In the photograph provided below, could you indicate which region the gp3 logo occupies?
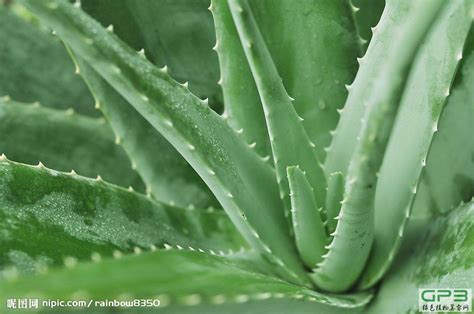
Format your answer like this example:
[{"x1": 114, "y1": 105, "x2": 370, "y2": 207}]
[{"x1": 421, "y1": 289, "x2": 470, "y2": 302}]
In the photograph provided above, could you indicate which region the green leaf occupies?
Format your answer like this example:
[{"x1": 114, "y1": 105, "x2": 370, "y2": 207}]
[
  {"x1": 0, "y1": 159, "x2": 244, "y2": 276},
  {"x1": 360, "y1": 0, "x2": 472, "y2": 289},
  {"x1": 367, "y1": 200, "x2": 474, "y2": 313},
  {"x1": 287, "y1": 166, "x2": 327, "y2": 269},
  {"x1": 71, "y1": 54, "x2": 219, "y2": 209},
  {"x1": 0, "y1": 249, "x2": 372, "y2": 312},
  {"x1": 0, "y1": 98, "x2": 144, "y2": 192},
  {"x1": 325, "y1": 172, "x2": 344, "y2": 234},
  {"x1": 0, "y1": 6, "x2": 95, "y2": 116},
  {"x1": 352, "y1": 0, "x2": 385, "y2": 51},
  {"x1": 413, "y1": 29, "x2": 474, "y2": 216},
  {"x1": 214, "y1": 0, "x2": 360, "y2": 162},
  {"x1": 81, "y1": 0, "x2": 223, "y2": 112},
  {"x1": 211, "y1": 0, "x2": 272, "y2": 161},
  {"x1": 313, "y1": 0, "x2": 446, "y2": 292},
  {"x1": 227, "y1": 0, "x2": 327, "y2": 220},
  {"x1": 19, "y1": 0, "x2": 308, "y2": 285},
  {"x1": 324, "y1": 0, "x2": 414, "y2": 178}
]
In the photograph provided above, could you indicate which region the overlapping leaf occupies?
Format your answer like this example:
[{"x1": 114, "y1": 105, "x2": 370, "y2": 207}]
[
  {"x1": 0, "y1": 6, "x2": 95, "y2": 116},
  {"x1": 0, "y1": 98, "x2": 144, "y2": 192},
  {"x1": 0, "y1": 159, "x2": 244, "y2": 277}
]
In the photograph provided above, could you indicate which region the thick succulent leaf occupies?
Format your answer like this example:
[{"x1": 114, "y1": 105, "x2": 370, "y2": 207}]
[
  {"x1": 324, "y1": 0, "x2": 414, "y2": 178},
  {"x1": 211, "y1": 0, "x2": 272, "y2": 161},
  {"x1": 313, "y1": 0, "x2": 446, "y2": 292},
  {"x1": 287, "y1": 166, "x2": 327, "y2": 269},
  {"x1": 0, "y1": 6, "x2": 95, "y2": 116},
  {"x1": 228, "y1": 0, "x2": 327, "y2": 220},
  {"x1": 0, "y1": 159, "x2": 244, "y2": 277},
  {"x1": 0, "y1": 249, "x2": 373, "y2": 313},
  {"x1": 352, "y1": 0, "x2": 385, "y2": 51},
  {"x1": 367, "y1": 200, "x2": 474, "y2": 313},
  {"x1": 413, "y1": 30, "x2": 474, "y2": 216},
  {"x1": 81, "y1": 0, "x2": 223, "y2": 112},
  {"x1": 0, "y1": 98, "x2": 144, "y2": 192},
  {"x1": 214, "y1": 0, "x2": 360, "y2": 162},
  {"x1": 325, "y1": 172, "x2": 344, "y2": 234},
  {"x1": 19, "y1": 0, "x2": 309, "y2": 286},
  {"x1": 71, "y1": 55, "x2": 219, "y2": 209},
  {"x1": 360, "y1": 0, "x2": 472, "y2": 289},
  {"x1": 249, "y1": 0, "x2": 360, "y2": 162}
]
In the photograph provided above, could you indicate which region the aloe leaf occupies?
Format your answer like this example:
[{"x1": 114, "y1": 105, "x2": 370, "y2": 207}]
[
  {"x1": 413, "y1": 29, "x2": 474, "y2": 216},
  {"x1": 70, "y1": 55, "x2": 219, "y2": 209},
  {"x1": 214, "y1": 0, "x2": 360, "y2": 163},
  {"x1": 0, "y1": 6, "x2": 95, "y2": 116},
  {"x1": 0, "y1": 98, "x2": 144, "y2": 192},
  {"x1": 0, "y1": 249, "x2": 372, "y2": 312},
  {"x1": 19, "y1": 0, "x2": 309, "y2": 285},
  {"x1": 325, "y1": 172, "x2": 344, "y2": 234},
  {"x1": 80, "y1": 0, "x2": 223, "y2": 112},
  {"x1": 324, "y1": 0, "x2": 414, "y2": 178},
  {"x1": 249, "y1": 0, "x2": 360, "y2": 162},
  {"x1": 0, "y1": 158, "x2": 244, "y2": 276},
  {"x1": 367, "y1": 200, "x2": 474, "y2": 313},
  {"x1": 287, "y1": 166, "x2": 327, "y2": 269},
  {"x1": 227, "y1": 0, "x2": 327, "y2": 220},
  {"x1": 312, "y1": 0, "x2": 446, "y2": 292},
  {"x1": 352, "y1": 0, "x2": 385, "y2": 51},
  {"x1": 211, "y1": 0, "x2": 272, "y2": 161},
  {"x1": 360, "y1": 0, "x2": 472, "y2": 289}
]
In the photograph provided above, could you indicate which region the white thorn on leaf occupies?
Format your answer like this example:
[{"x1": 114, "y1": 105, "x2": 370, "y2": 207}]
[
  {"x1": 64, "y1": 256, "x2": 77, "y2": 268},
  {"x1": 106, "y1": 24, "x2": 114, "y2": 32},
  {"x1": 183, "y1": 294, "x2": 202, "y2": 306},
  {"x1": 113, "y1": 250, "x2": 123, "y2": 258},
  {"x1": 91, "y1": 252, "x2": 101, "y2": 262}
]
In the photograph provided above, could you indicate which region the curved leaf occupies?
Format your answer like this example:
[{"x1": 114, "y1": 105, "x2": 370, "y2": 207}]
[
  {"x1": 287, "y1": 166, "x2": 327, "y2": 268},
  {"x1": 0, "y1": 6, "x2": 95, "y2": 116},
  {"x1": 0, "y1": 249, "x2": 373, "y2": 313},
  {"x1": 313, "y1": 0, "x2": 446, "y2": 292},
  {"x1": 324, "y1": 0, "x2": 414, "y2": 177},
  {"x1": 214, "y1": 0, "x2": 360, "y2": 162},
  {"x1": 19, "y1": 0, "x2": 309, "y2": 286},
  {"x1": 227, "y1": 0, "x2": 327, "y2": 219},
  {"x1": 71, "y1": 54, "x2": 219, "y2": 209},
  {"x1": 413, "y1": 29, "x2": 474, "y2": 216},
  {"x1": 0, "y1": 159, "x2": 244, "y2": 276},
  {"x1": 0, "y1": 98, "x2": 144, "y2": 192},
  {"x1": 352, "y1": 0, "x2": 385, "y2": 51},
  {"x1": 81, "y1": 0, "x2": 223, "y2": 112},
  {"x1": 368, "y1": 200, "x2": 474, "y2": 313},
  {"x1": 360, "y1": 0, "x2": 472, "y2": 288}
]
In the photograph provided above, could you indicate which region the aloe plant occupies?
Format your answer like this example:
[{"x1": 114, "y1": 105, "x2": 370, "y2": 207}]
[{"x1": 0, "y1": 0, "x2": 473, "y2": 312}]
